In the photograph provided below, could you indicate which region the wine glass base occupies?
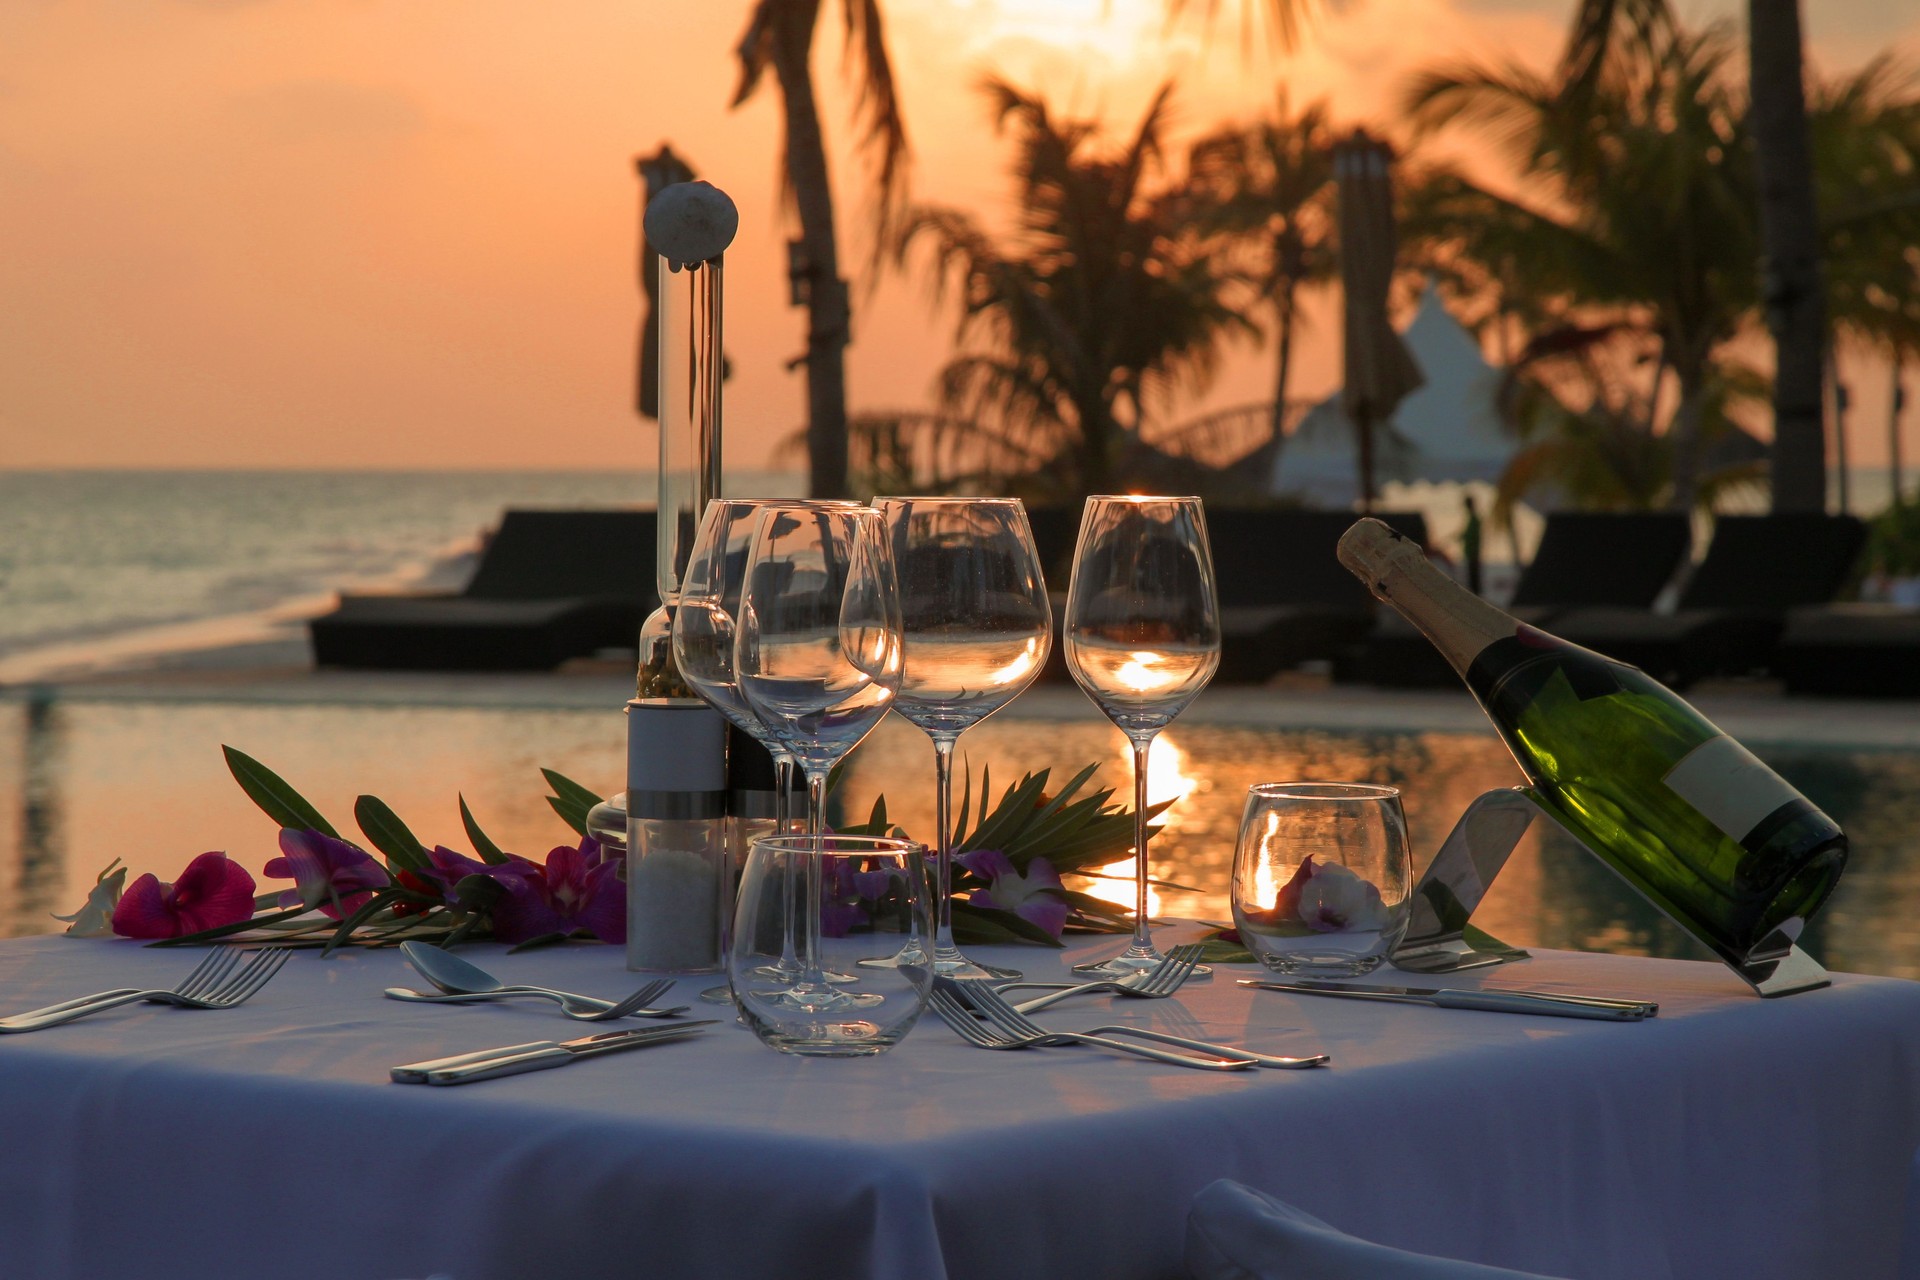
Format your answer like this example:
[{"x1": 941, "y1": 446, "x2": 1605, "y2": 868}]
[
  {"x1": 931, "y1": 956, "x2": 1023, "y2": 981},
  {"x1": 856, "y1": 942, "x2": 929, "y2": 971},
  {"x1": 698, "y1": 985, "x2": 733, "y2": 1004},
  {"x1": 747, "y1": 983, "x2": 885, "y2": 1012},
  {"x1": 753, "y1": 962, "x2": 862, "y2": 985},
  {"x1": 1071, "y1": 951, "x2": 1210, "y2": 980}
]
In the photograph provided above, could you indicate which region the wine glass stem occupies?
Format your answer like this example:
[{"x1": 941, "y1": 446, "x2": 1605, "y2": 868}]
[
  {"x1": 931, "y1": 734, "x2": 959, "y2": 952},
  {"x1": 800, "y1": 767, "x2": 831, "y2": 987},
  {"x1": 774, "y1": 756, "x2": 794, "y2": 835},
  {"x1": 773, "y1": 755, "x2": 800, "y2": 973},
  {"x1": 1129, "y1": 732, "x2": 1156, "y2": 955}
]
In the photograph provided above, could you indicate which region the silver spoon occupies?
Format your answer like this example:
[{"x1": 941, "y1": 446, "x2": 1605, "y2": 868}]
[{"x1": 400, "y1": 941, "x2": 656, "y2": 1015}]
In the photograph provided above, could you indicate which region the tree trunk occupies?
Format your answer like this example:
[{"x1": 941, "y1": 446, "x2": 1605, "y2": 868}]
[
  {"x1": 1270, "y1": 283, "x2": 1296, "y2": 443},
  {"x1": 1667, "y1": 355, "x2": 1708, "y2": 513},
  {"x1": 1749, "y1": 0, "x2": 1828, "y2": 513},
  {"x1": 770, "y1": 0, "x2": 851, "y2": 499}
]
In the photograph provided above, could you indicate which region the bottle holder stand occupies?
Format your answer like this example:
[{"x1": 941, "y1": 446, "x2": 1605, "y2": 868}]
[{"x1": 1387, "y1": 787, "x2": 1832, "y2": 998}]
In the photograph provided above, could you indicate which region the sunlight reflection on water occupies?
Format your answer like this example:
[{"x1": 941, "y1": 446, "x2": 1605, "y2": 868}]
[{"x1": 4, "y1": 696, "x2": 1916, "y2": 979}]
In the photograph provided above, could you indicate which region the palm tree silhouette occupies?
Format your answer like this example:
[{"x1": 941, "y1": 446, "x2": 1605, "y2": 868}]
[
  {"x1": 1186, "y1": 92, "x2": 1338, "y2": 446},
  {"x1": 731, "y1": 0, "x2": 907, "y2": 499},
  {"x1": 896, "y1": 79, "x2": 1252, "y2": 499}
]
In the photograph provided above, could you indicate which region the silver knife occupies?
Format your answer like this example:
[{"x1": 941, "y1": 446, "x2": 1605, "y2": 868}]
[
  {"x1": 1239, "y1": 980, "x2": 1657, "y2": 1020},
  {"x1": 391, "y1": 1021, "x2": 717, "y2": 1085}
]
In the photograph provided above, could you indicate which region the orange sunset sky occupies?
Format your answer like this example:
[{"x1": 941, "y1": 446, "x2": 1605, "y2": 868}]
[{"x1": 1, "y1": 0, "x2": 1915, "y2": 473}]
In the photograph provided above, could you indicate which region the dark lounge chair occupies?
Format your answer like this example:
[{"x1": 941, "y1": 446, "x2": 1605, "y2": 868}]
[
  {"x1": 309, "y1": 509, "x2": 657, "y2": 671},
  {"x1": 1773, "y1": 603, "x2": 1920, "y2": 697},
  {"x1": 1342, "y1": 512, "x2": 1693, "y2": 687},
  {"x1": 1021, "y1": 505, "x2": 1424, "y2": 683},
  {"x1": 1546, "y1": 513, "x2": 1867, "y2": 688},
  {"x1": 1207, "y1": 508, "x2": 1429, "y2": 682}
]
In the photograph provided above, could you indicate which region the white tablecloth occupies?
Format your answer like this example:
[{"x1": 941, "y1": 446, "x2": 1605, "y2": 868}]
[{"x1": 2, "y1": 932, "x2": 1918, "y2": 1280}]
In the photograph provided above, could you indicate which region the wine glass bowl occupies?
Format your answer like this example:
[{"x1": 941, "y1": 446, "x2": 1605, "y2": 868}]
[
  {"x1": 879, "y1": 497, "x2": 1053, "y2": 981},
  {"x1": 1064, "y1": 496, "x2": 1221, "y2": 979},
  {"x1": 735, "y1": 505, "x2": 903, "y2": 827}
]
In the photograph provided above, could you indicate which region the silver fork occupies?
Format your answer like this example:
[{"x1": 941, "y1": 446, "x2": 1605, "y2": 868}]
[
  {"x1": 383, "y1": 979, "x2": 684, "y2": 1021},
  {"x1": 957, "y1": 978, "x2": 1329, "y2": 1071},
  {"x1": 0, "y1": 947, "x2": 293, "y2": 1033},
  {"x1": 928, "y1": 980, "x2": 1255, "y2": 1071},
  {"x1": 1000, "y1": 943, "x2": 1205, "y2": 1015}
]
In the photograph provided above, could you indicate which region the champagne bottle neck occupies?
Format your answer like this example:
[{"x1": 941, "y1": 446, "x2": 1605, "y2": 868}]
[{"x1": 1336, "y1": 518, "x2": 1514, "y2": 677}]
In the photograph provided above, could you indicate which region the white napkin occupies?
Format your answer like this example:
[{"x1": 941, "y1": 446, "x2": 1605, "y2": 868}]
[{"x1": 1185, "y1": 1180, "x2": 1569, "y2": 1280}]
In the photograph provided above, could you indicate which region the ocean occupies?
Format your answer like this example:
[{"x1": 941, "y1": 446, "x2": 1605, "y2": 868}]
[{"x1": 0, "y1": 470, "x2": 799, "y2": 682}]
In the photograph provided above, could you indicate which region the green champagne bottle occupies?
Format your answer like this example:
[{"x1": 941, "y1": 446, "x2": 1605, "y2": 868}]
[{"x1": 1337, "y1": 518, "x2": 1845, "y2": 961}]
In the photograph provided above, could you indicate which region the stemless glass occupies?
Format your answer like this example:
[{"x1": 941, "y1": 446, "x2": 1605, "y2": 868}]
[
  {"x1": 1064, "y1": 496, "x2": 1221, "y2": 978},
  {"x1": 731, "y1": 835, "x2": 932, "y2": 1056},
  {"x1": 878, "y1": 496, "x2": 1052, "y2": 981},
  {"x1": 735, "y1": 505, "x2": 903, "y2": 1009},
  {"x1": 1229, "y1": 783, "x2": 1412, "y2": 976}
]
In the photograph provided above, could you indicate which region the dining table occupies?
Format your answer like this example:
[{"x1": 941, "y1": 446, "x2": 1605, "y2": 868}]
[{"x1": 3, "y1": 926, "x2": 1919, "y2": 1280}]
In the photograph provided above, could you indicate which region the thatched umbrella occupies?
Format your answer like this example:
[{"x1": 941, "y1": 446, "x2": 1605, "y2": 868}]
[
  {"x1": 1336, "y1": 129, "x2": 1423, "y2": 511},
  {"x1": 634, "y1": 144, "x2": 698, "y2": 421}
]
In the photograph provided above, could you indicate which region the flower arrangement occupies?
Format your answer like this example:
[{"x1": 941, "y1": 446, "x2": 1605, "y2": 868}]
[{"x1": 59, "y1": 747, "x2": 1169, "y2": 953}]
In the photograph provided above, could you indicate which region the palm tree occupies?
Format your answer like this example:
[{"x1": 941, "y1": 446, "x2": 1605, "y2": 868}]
[
  {"x1": 732, "y1": 0, "x2": 908, "y2": 499},
  {"x1": 1405, "y1": 21, "x2": 1758, "y2": 513},
  {"x1": 896, "y1": 80, "x2": 1253, "y2": 499},
  {"x1": 1185, "y1": 93, "x2": 1338, "y2": 445},
  {"x1": 1559, "y1": 0, "x2": 1826, "y2": 512}
]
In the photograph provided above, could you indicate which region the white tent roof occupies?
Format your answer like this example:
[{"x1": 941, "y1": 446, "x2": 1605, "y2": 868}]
[{"x1": 1271, "y1": 285, "x2": 1512, "y2": 506}]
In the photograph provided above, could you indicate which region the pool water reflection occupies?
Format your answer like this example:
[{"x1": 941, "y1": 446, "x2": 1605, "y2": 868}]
[{"x1": 3, "y1": 696, "x2": 1916, "y2": 980}]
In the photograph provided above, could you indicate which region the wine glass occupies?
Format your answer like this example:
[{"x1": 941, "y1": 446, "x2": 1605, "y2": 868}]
[
  {"x1": 674, "y1": 498, "x2": 852, "y2": 999},
  {"x1": 1063, "y1": 496, "x2": 1221, "y2": 978},
  {"x1": 878, "y1": 496, "x2": 1052, "y2": 980},
  {"x1": 676, "y1": 499, "x2": 856, "y2": 834},
  {"x1": 735, "y1": 505, "x2": 903, "y2": 1009}
]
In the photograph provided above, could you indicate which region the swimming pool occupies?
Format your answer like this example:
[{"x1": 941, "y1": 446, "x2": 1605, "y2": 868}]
[{"x1": 5, "y1": 687, "x2": 1916, "y2": 979}]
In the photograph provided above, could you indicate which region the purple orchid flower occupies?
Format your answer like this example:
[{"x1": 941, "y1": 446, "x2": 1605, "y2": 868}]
[
  {"x1": 110, "y1": 851, "x2": 258, "y2": 940},
  {"x1": 264, "y1": 828, "x2": 391, "y2": 920},
  {"x1": 818, "y1": 854, "x2": 876, "y2": 939},
  {"x1": 958, "y1": 848, "x2": 1069, "y2": 939},
  {"x1": 483, "y1": 836, "x2": 624, "y2": 945}
]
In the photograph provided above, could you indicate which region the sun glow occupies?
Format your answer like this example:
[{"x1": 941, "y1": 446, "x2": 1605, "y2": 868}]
[{"x1": 1083, "y1": 735, "x2": 1198, "y2": 918}]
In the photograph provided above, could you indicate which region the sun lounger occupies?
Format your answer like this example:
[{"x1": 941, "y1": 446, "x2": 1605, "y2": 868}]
[
  {"x1": 1022, "y1": 506, "x2": 1424, "y2": 683},
  {"x1": 1772, "y1": 603, "x2": 1920, "y2": 697},
  {"x1": 308, "y1": 509, "x2": 657, "y2": 671},
  {"x1": 1205, "y1": 508, "x2": 1429, "y2": 682},
  {"x1": 1546, "y1": 513, "x2": 1866, "y2": 688},
  {"x1": 1344, "y1": 512, "x2": 1693, "y2": 687}
]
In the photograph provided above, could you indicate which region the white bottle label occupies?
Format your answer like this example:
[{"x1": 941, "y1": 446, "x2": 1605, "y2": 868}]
[{"x1": 1663, "y1": 735, "x2": 1801, "y2": 844}]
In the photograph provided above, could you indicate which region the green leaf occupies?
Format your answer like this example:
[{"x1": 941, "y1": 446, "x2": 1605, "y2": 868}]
[
  {"x1": 459, "y1": 794, "x2": 510, "y2": 865},
  {"x1": 506, "y1": 931, "x2": 574, "y2": 953},
  {"x1": 353, "y1": 796, "x2": 430, "y2": 874},
  {"x1": 146, "y1": 903, "x2": 313, "y2": 947},
  {"x1": 950, "y1": 900, "x2": 1063, "y2": 948},
  {"x1": 321, "y1": 889, "x2": 404, "y2": 956},
  {"x1": 452, "y1": 873, "x2": 506, "y2": 916},
  {"x1": 541, "y1": 768, "x2": 603, "y2": 810},
  {"x1": 546, "y1": 795, "x2": 592, "y2": 838},
  {"x1": 222, "y1": 746, "x2": 339, "y2": 838}
]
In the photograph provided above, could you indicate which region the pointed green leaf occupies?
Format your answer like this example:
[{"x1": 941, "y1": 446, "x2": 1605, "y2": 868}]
[
  {"x1": 222, "y1": 746, "x2": 339, "y2": 838},
  {"x1": 546, "y1": 795, "x2": 592, "y2": 838},
  {"x1": 459, "y1": 794, "x2": 510, "y2": 865},
  {"x1": 540, "y1": 768, "x2": 603, "y2": 809},
  {"x1": 353, "y1": 796, "x2": 430, "y2": 874}
]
